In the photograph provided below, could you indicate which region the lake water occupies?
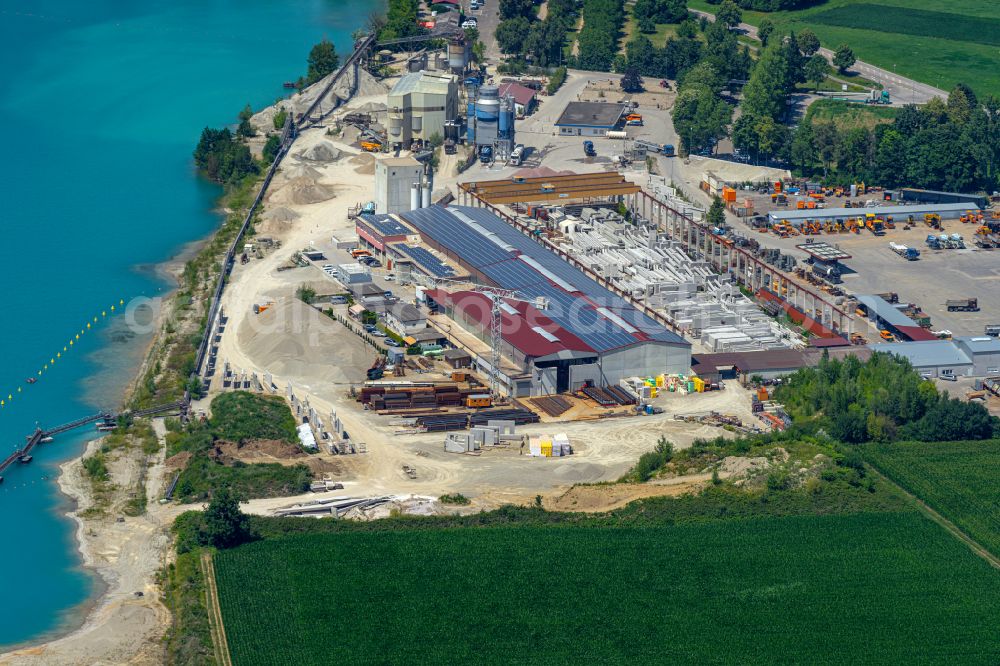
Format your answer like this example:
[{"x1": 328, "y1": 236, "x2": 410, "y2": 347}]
[{"x1": 0, "y1": 0, "x2": 379, "y2": 648}]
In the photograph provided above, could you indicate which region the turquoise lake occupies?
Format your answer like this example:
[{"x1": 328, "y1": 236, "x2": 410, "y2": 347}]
[{"x1": 0, "y1": 0, "x2": 379, "y2": 648}]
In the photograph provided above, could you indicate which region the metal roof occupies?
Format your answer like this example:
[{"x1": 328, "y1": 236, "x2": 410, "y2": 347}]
[
  {"x1": 770, "y1": 203, "x2": 971, "y2": 223},
  {"x1": 360, "y1": 213, "x2": 411, "y2": 237},
  {"x1": 870, "y1": 341, "x2": 972, "y2": 368},
  {"x1": 401, "y1": 205, "x2": 688, "y2": 353},
  {"x1": 795, "y1": 241, "x2": 851, "y2": 261},
  {"x1": 554, "y1": 102, "x2": 627, "y2": 128},
  {"x1": 955, "y1": 336, "x2": 1000, "y2": 355},
  {"x1": 389, "y1": 71, "x2": 455, "y2": 96},
  {"x1": 855, "y1": 294, "x2": 923, "y2": 330},
  {"x1": 498, "y1": 82, "x2": 537, "y2": 107}
]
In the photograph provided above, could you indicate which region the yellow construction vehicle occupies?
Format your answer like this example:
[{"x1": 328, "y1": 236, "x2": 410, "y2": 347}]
[
  {"x1": 880, "y1": 329, "x2": 895, "y2": 342},
  {"x1": 924, "y1": 213, "x2": 942, "y2": 229},
  {"x1": 253, "y1": 301, "x2": 274, "y2": 315},
  {"x1": 360, "y1": 140, "x2": 382, "y2": 152}
]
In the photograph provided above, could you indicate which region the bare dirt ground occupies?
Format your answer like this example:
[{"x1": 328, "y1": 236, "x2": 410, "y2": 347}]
[{"x1": 549, "y1": 476, "x2": 710, "y2": 512}]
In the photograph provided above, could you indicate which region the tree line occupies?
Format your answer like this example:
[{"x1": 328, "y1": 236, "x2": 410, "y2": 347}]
[
  {"x1": 496, "y1": 0, "x2": 577, "y2": 69},
  {"x1": 775, "y1": 353, "x2": 999, "y2": 444},
  {"x1": 572, "y1": 0, "x2": 625, "y2": 72},
  {"x1": 705, "y1": 0, "x2": 815, "y2": 10},
  {"x1": 790, "y1": 86, "x2": 1000, "y2": 192}
]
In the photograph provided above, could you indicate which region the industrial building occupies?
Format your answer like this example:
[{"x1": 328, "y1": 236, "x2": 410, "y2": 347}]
[
  {"x1": 873, "y1": 337, "x2": 1000, "y2": 379},
  {"x1": 373, "y1": 157, "x2": 428, "y2": 215},
  {"x1": 497, "y1": 82, "x2": 537, "y2": 118},
  {"x1": 767, "y1": 203, "x2": 973, "y2": 227},
  {"x1": 398, "y1": 205, "x2": 692, "y2": 396},
  {"x1": 554, "y1": 102, "x2": 627, "y2": 136},
  {"x1": 543, "y1": 207, "x2": 799, "y2": 351},
  {"x1": 894, "y1": 188, "x2": 989, "y2": 209},
  {"x1": 387, "y1": 71, "x2": 459, "y2": 149},
  {"x1": 356, "y1": 212, "x2": 414, "y2": 253},
  {"x1": 466, "y1": 85, "x2": 516, "y2": 159}
]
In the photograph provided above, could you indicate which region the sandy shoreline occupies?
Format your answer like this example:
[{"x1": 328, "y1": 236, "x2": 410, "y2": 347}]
[
  {"x1": 0, "y1": 152, "x2": 219, "y2": 666},
  {"x1": 0, "y1": 67, "x2": 381, "y2": 665}
]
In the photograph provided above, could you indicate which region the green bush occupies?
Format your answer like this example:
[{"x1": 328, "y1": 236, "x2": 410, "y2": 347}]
[{"x1": 210, "y1": 392, "x2": 299, "y2": 444}]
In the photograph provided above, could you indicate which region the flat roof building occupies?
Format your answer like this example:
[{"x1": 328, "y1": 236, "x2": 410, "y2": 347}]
[
  {"x1": 870, "y1": 336, "x2": 1000, "y2": 379},
  {"x1": 554, "y1": 102, "x2": 627, "y2": 136},
  {"x1": 400, "y1": 204, "x2": 691, "y2": 396},
  {"x1": 374, "y1": 156, "x2": 424, "y2": 215}
]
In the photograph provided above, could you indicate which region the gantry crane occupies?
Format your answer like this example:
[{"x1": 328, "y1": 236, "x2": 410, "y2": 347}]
[{"x1": 408, "y1": 273, "x2": 544, "y2": 399}]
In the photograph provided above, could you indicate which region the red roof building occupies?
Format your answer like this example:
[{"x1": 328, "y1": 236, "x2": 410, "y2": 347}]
[{"x1": 498, "y1": 82, "x2": 537, "y2": 117}]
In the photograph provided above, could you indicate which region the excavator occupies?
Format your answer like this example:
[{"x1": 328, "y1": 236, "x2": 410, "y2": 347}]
[{"x1": 924, "y1": 213, "x2": 942, "y2": 230}]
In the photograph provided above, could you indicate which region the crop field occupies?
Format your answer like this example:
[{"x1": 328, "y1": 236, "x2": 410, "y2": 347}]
[
  {"x1": 810, "y1": 4, "x2": 1000, "y2": 48},
  {"x1": 687, "y1": 0, "x2": 1000, "y2": 97},
  {"x1": 215, "y1": 512, "x2": 1000, "y2": 665},
  {"x1": 863, "y1": 439, "x2": 1000, "y2": 558}
]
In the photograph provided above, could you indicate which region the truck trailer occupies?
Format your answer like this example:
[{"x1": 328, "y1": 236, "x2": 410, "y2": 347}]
[{"x1": 946, "y1": 298, "x2": 979, "y2": 312}]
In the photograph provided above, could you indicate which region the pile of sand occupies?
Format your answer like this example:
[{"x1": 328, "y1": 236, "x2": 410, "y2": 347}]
[
  {"x1": 355, "y1": 69, "x2": 390, "y2": 97},
  {"x1": 281, "y1": 164, "x2": 323, "y2": 181},
  {"x1": 351, "y1": 152, "x2": 376, "y2": 175},
  {"x1": 262, "y1": 206, "x2": 300, "y2": 223},
  {"x1": 353, "y1": 100, "x2": 388, "y2": 114},
  {"x1": 237, "y1": 299, "x2": 370, "y2": 384},
  {"x1": 268, "y1": 176, "x2": 337, "y2": 205},
  {"x1": 297, "y1": 141, "x2": 341, "y2": 162}
]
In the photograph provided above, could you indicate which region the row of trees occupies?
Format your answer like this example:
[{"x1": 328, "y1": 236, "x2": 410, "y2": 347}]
[
  {"x1": 496, "y1": 0, "x2": 576, "y2": 68},
  {"x1": 775, "y1": 353, "x2": 998, "y2": 444},
  {"x1": 706, "y1": 0, "x2": 814, "y2": 11},
  {"x1": 620, "y1": 18, "x2": 751, "y2": 85},
  {"x1": 790, "y1": 86, "x2": 1000, "y2": 192},
  {"x1": 573, "y1": 0, "x2": 625, "y2": 72}
]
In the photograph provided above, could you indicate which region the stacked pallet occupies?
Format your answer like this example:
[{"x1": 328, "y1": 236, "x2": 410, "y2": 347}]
[
  {"x1": 359, "y1": 385, "x2": 478, "y2": 410},
  {"x1": 469, "y1": 408, "x2": 539, "y2": 426},
  {"x1": 532, "y1": 395, "x2": 572, "y2": 417},
  {"x1": 604, "y1": 385, "x2": 636, "y2": 406},
  {"x1": 582, "y1": 386, "x2": 616, "y2": 406}
]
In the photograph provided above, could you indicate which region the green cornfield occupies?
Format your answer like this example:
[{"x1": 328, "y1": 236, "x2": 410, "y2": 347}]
[
  {"x1": 215, "y1": 513, "x2": 1000, "y2": 665},
  {"x1": 864, "y1": 439, "x2": 1000, "y2": 558}
]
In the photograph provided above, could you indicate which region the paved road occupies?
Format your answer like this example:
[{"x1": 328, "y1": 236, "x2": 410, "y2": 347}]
[
  {"x1": 464, "y1": 0, "x2": 502, "y2": 61},
  {"x1": 689, "y1": 9, "x2": 948, "y2": 104}
]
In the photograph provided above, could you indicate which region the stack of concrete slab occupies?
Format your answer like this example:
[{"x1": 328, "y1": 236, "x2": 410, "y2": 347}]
[{"x1": 549, "y1": 208, "x2": 796, "y2": 349}]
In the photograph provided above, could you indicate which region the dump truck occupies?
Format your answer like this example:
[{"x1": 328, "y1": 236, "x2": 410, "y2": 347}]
[
  {"x1": 946, "y1": 298, "x2": 979, "y2": 312},
  {"x1": 583, "y1": 140, "x2": 596, "y2": 157},
  {"x1": 889, "y1": 242, "x2": 919, "y2": 260},
  {"x1": 478, "y1": 145, "x2": 493, "y2": 163}
]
